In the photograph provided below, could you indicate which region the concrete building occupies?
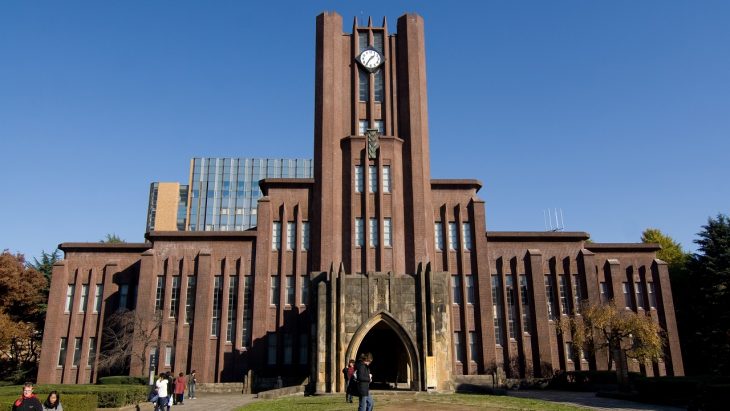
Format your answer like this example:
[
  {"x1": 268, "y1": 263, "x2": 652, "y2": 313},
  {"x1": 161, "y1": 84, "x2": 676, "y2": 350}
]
[{"x1": 37, "y1": 12, "x2": 683, "y2": 392}]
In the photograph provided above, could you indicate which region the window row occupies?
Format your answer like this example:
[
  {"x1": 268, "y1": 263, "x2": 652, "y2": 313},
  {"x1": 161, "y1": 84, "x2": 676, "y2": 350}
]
[
  {"x1": 435, "y1": 221, "x2": 472, "y2": 251},
  {"x1": 354, "y1": 165, "x2": 391, "y2": 193},
  {"x1": 269, "y1": 275, "x2": 310, "y2": 307},
  {"x1": 57, "y1": 336, "x2": 96, "y2": 368},
  {"x1": 271, "y1": 221, "x2": 310, "y2": 251},
  {"x1": 65, "y1": 284, "x2": 104, "y2": 314},
  {"x1": 453, "y1": 331, "x2": 479, "y2": 363},
  {"x1": 267, "y1": 332, "x2": 309, "y2": 366},
  {"x1": 354, "y1": 217, "x2": 392, "y2": 247}
]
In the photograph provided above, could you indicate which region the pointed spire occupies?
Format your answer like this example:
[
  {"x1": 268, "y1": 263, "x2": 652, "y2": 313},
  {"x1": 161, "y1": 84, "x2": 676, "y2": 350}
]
[
  {"x1": 352, "y1": 15, "x2": 358, "y2": 30},
  {"x1": 367, "y1": 16, "x2": 373, "y2": 27},
  {"x1": 382, "y1": 16, "x2": 388, "y2": 30},
  {"x1": 339, "y1": 261, "x2": 346, "y2": 276}
]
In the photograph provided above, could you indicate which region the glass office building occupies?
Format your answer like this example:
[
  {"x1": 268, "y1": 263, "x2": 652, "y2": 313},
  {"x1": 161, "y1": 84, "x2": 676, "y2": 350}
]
[{"x1": 147, "y1": 158, "x2": 313, "y2": 232}]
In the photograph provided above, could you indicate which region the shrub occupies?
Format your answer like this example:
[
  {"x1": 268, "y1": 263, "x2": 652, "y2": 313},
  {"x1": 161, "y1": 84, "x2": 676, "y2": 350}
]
[
  {"x1": 97, "y1": 376, "x2": 147, "y2": 385},
  {"x1": 548, "y1": 370, "x2": 642, "y2": 391},
  {"x1": 0, "y1": 384, "x2": 147, "y2": 408}
]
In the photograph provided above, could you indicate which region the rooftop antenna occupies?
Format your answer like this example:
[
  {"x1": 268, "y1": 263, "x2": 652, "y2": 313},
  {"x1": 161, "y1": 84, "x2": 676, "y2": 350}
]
[{"x1": 544, "y1": 208, "x2": 565, "y2": 232}]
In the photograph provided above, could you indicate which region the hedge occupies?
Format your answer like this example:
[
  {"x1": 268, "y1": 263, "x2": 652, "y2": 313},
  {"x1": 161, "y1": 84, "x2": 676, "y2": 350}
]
[
  {"x1": 0, "y1": 394, "x2": 97, "y2": 411},
  {"x1": 97, "y1": 376, "x2": 147, "y2": 385},
  {"x1": 0, "y1": 384, "x2": 147, "y2": 408},
  {"x1": 548, "y1": 370, "x2": 643, "y2": 391}
]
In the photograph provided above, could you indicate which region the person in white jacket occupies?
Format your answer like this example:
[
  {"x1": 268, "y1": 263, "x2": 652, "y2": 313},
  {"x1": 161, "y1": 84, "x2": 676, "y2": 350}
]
[{"x1": 154, "y1": 374, "x2": 170, "y2": 411}]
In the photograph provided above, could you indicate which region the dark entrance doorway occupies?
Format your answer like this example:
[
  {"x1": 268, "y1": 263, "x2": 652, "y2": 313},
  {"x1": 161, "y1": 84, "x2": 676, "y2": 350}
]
[{"x1": 357, "y1": 321, "x2": 411, "y2": 389}]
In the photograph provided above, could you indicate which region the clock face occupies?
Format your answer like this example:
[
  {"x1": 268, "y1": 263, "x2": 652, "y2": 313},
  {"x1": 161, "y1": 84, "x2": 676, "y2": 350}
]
[{"x1": 358, "y1": 49, "x2": 382, "y2": 70}]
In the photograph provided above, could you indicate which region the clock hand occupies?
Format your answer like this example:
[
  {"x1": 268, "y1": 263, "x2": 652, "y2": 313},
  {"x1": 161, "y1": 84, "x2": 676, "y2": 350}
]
[{"x1": 366, "y1": 55, "x2": 375, "y2": 65}]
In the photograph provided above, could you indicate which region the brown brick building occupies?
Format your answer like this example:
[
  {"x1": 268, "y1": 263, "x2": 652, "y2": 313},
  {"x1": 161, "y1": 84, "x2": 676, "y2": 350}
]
[{"x1": 37, "y1": 12, "x2": 683, "y2": 391}]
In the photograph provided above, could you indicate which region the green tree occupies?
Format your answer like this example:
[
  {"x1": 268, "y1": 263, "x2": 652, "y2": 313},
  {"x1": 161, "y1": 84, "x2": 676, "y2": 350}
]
[
  {"x1": 558, "y1": 302, "x2": 664, "y2": 390},
  {"x1": 101, "y1": 233, "x2": 125, "y2": 243},
  {"x1": 686, "y1": 214, "x2": 730, "y2": 375},
  {"x1": 28, "y1": 249, "x2": 61, "y2": 284},
  {"x1": 641, "y1": 228, "x2": 689, "y2": 269}
]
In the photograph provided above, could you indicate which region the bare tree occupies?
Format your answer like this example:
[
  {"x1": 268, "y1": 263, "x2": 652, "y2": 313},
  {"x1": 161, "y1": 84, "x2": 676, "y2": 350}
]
[{"x1": 97, "y1": 309, "x2": 163, "y2": 374}]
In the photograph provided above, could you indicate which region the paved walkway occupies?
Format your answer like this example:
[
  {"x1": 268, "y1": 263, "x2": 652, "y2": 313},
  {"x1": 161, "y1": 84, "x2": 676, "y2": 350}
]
[{"x1": 508, "y1": 390, "x2": 685, "y2": 411}]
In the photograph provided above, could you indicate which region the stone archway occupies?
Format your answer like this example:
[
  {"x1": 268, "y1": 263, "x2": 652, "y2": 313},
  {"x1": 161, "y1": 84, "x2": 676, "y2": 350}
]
[{"x1": 345, "y1": 311, "x2": 421, "y2": 390}]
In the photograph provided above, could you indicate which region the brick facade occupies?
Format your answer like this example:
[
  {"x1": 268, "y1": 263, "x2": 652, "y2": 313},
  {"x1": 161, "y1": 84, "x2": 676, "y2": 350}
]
[{"x1": 36, "y1": 12, "x2": 683, "y2": 390}]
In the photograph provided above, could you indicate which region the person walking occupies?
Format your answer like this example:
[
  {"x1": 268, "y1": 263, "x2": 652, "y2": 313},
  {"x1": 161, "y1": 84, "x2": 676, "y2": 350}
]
[
  {"x1": 12, "y1": 382, "x2": 43, "y2": 411},
  {"x1": 154, "y1": 373, "x2": 170, "y2": 411},
  {"x1": 42, "y1": 391, "x2": 63, "y2": 411},
  {"x1": 174, "y1": 372, "x2": 186, "y2": 405},
  {"x1": 187, "y1": 370, "x2": 197, "y2": 399},
  {"x1": 342, "y1": 359, "x2": 356, "y2": 403},
  {"x1": 355, "y1": 352, "x2": 374, "y2": 411}
]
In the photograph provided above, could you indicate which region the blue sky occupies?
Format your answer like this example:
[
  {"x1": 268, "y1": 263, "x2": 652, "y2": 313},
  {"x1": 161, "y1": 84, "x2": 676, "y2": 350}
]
[{"x1": 1, "y1": 1, "x2": 728, "y2": 260}]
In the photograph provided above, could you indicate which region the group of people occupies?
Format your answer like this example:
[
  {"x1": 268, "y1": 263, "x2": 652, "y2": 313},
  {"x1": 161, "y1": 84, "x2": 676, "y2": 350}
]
[
  {"x1": 342, "y1": 352, "x2": 374, "y2": 411},
  {"x1": 12, "y1": 382, "x2": 62, "y2": 411},
  {"x1": 151, "y1": 370, "x2": 197, "y2": 411}
]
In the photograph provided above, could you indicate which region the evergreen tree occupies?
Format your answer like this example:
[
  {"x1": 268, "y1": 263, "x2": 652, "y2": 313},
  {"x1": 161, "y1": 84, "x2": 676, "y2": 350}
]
[{"x1": 687, "y1": 214, "x2": 730, "y2": 375}]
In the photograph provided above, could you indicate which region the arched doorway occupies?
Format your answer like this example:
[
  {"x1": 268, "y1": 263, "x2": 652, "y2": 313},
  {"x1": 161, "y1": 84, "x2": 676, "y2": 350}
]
[{"x1": 346, "y1": 311, "x2": 420, "y2": 390}]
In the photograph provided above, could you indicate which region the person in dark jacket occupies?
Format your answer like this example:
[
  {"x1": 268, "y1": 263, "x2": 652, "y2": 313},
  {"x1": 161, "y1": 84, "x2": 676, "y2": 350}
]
[
  {"x1": 12, "y1": 382, "x2": 43, "y2": 411},
  {"x1": 342, "y1": 359, "x2": 356, "y2": 403},
  {"x1": 355, "y1": 352, "x2": 374, "y2": 411}
]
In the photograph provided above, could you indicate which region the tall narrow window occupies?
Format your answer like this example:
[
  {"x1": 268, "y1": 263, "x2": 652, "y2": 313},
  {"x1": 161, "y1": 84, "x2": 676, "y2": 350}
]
[
  {"x1": 65, "y1": 285, "x2": 75, "y2": 313},
  {"x1": 358, "y1": 120, "x2": 368, "y2": 135},
  {"x1": 299, "y1": 334, "x2": 308, "y2": 365},
  {"x1": 272, "y1": 222, "x2": 281, "y2": 250},
  {"x1": 383, "y1": 218, "x2": 392, "y2": 247},
  {"x1": 466, "y1": 276, "x2": 475, "y2": 304},
  {"x1": 270, "y1": 276, "x2": 280, "y2": 306},
  {"x1": 374, "y1": 120, "x2": 384, "y2": 134},
  {"x1": 58, "y1": 338, "x2": 67, "y2": 366},
  {"x1": 369, "y1": 218, "x2": 378, "y2": 247},
  {"x1": 382, "y1": 165, "x2": 391, "y2": 192},
  {"x1": 469, "y1": 331, "x2": 478, "y2": 362},
  {"x1": 648, "y1": 282, "x2": 657, "y2": 308},
  {"x1": 506, "y1": 275, "x2": 517, "y2": 339},
  {"x1": 448, "y1": 222, "x2": 458, "y2": 251},
  {"x1": 635, "y1": 282, "x2": 645, "y2": 310},
  {"x1": 301, "y1": 276, "x2": 309, "y2": 305},
  {"x1": 355, "y1": 218, "x2": 364, "y2": 247},
  {"x1": 79, "y1": 284, "x2": 89, "y2": 313},
  {"x1": 93, "y1": 284, "x2": 103, "y2": 313},
  {"x1": 374, "y1": 70, "x2": 384, "y2": 102},
  {"x1": 545, "y1": 276, "x2": 557, "y2": 320},
  {"x1": 355, "y1": 166, "x2": 364, "y2": 193},
  {"x1": 87, "y1": 337, "x2": 97, "y2": 367},
  {"x1": 453, "y1": 331, "x2": 465, "y2": 363},
  {"x1": 286, "y1": 222, "x2": 296, "y2": 251},
  {"x1": 170, "y1": 276, "x2": 180, "y2": 318},
  {"x1": 73, "y1": 337, "x2": 82, "y2": 366},
  {"x1": 242, "y1": 276, "x2": 253, "y2": 347},
  {"x1": 435, "y1": 222, "x2": 444, "y2": 251},
  {"x1": 599, "y1": 282, "x2": 609, "y2": 303},
  {"x1": 462, "y1": 223, "x2": 472, "y2": 251},
  {"x1": 519, "y1": 275, "x2": 532, "y2": 334},
  {"x1": 165, "y1": 346, "x2": 173, "y2": 367},
  {"x1": 301, "y1": 221, "x2": 310, "y2": 251},
  {"x1": 284, "y1": 334, "x2": 293, "y2": 365},
  {"x1": 118, "y1": 284, "x2": 129, "y2": 312},
  {"x1": 622, "y1": 282, "x2": 633, "y2": 309},
  {"x1": 559, "y1": 275, "x2": 571, "y2": 315},
  {"x1": 358, "y1": 68, "x2": 369, "y2": 102},
  {"x1": 452, "y1": 276, "x2": 462, "y2": 305},
  {"x1": 227, "y1": 276, "x2": 238, "y2": 342},
  {"x1": 285, "y1": 276, "x2": 295, "y2": 306},
  {"x1": 565, "y1": 342, "x2": 575, "y2": 362},
  {"x1": 267, "y1": 333, "x2": 277, "y2": 365},
  {"x1": 492, "y1": 275, "x2": 504, "y2": 345},
  {"x1": 572, "y1": 274, "x2": 583, "y2": 312},
  {"x1": 155, "y1": 277, "x2": 164, "y2": 312},
  {"x1": 368, "y1": 165, "x2": 378, "y2": 193},
  {"x1": 185, "y1": 277, "x2": 196, "y2": 323},
  {"x1": 211, "y1": 276, "x2": 222, "y2": 336}
]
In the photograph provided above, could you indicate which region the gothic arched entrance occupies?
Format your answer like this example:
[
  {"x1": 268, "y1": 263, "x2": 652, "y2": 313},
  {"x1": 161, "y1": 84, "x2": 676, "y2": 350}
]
[{"x1": 345, "y1": 311, "x2": 420, "y2": 390}]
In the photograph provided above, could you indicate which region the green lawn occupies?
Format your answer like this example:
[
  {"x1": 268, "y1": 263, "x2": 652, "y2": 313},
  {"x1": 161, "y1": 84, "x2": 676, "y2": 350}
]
[{"x1": 238, "y1": 393, "x2": 590, "y2": 411}]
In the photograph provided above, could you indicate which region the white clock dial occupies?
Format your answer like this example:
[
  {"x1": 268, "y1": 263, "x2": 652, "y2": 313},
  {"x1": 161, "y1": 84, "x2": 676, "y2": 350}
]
[{"x1": 359, "y1": 49, "x2": 382, "y2": 69}]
